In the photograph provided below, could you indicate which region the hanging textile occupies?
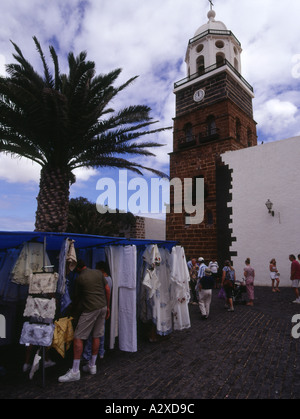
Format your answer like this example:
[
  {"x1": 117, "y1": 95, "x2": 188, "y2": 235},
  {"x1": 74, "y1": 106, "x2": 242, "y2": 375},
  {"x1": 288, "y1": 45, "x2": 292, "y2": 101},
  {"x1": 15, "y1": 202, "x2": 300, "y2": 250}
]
[
  {"x1": 20, "y1": 322, "x2": 55, "y2": 347},
  {"x1": 152, "y1": 247, "x2": 173, "y2": 336},
  {"x1": 142, "y1": 244, "x2": 161, "y2": 298},
  {"x1": 52, "y1": 317, "x2": 74, "y2": 358},
  {"x1": 169, "y1": 246, "x2": 191, "y2": 332},
  {"x1": 118, "y1": 245, "x2": 137, "y2": 353},
  {"x1": 106, "y1": 246, "x2": 118, "y2": 351},
  {"x1": 23, "y1": 296, "x2": 56, "y2": 320},
  {"x1": 57, "y1": 239, "x2": 77, "y2": 295},
  {"x1": 10, "y1": 243, "x2": 51, "y2": 285},
  {"x1": 66, "y1": 240, "x2": 77, "y2": 271},
  {"x1": 57, "y1": 239, "x2": 68, "y2": 295},
  {"x1": 106, "y1": 245, "x2": 137, "y2": 353},
  {"x1": 0, "y1": 248, "x2": 29, "y2": 303},
  {"x1": 142, "y1": 245, "x2": 173, "y2": 336},
  {"x1": 29, "y1": 272, "x2": 58, "y2": 295},
  {"x1": 140, "y1": 245, "x2": 191, "y2": 336}
]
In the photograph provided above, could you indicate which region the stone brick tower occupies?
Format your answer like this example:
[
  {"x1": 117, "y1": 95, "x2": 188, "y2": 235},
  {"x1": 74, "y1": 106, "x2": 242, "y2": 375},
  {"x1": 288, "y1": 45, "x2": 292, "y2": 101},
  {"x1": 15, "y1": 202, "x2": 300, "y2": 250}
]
[{"x1": 166, "y1": 7, "x2": 257, "y2": 263}]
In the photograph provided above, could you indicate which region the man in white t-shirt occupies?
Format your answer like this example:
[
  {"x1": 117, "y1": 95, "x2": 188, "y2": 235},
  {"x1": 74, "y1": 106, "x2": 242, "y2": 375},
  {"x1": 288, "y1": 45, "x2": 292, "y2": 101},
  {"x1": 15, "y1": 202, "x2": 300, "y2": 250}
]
[{"x1": 208, "y1": 258, "x2": 219, "y2": 288}]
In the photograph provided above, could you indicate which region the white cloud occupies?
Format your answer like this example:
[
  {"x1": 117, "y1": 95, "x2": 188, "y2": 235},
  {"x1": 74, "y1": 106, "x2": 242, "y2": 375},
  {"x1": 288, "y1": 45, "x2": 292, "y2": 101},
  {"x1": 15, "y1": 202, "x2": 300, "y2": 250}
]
[
  {"x1": 0, "y1": 155, "x2": 40, "y2": 184},
  {"x1": 255, "y1": 99, "x2": 298, "y2": 141},
  {"x1": 1, "y1": 0, "x2": 300, "y2": 226},
  {"x1": 0, "y1": 54, "x2": 5, "y2": 76},
  {"x1": 0, "y1": 216, "x2": 35, "y2": 231},
  {"x1": 0, "y1": 155, "x2": 99, "y2": 184},
  {"x1": 72, "y1": 167, "x2": 99, "y2": 183}
]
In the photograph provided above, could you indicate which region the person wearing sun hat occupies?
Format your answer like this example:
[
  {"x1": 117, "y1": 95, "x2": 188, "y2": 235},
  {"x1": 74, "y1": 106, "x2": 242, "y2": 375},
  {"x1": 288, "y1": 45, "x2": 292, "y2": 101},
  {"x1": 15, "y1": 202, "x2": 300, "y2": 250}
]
[{"x1": 197, "y1": 257, "x2": 207, "y2": 279}]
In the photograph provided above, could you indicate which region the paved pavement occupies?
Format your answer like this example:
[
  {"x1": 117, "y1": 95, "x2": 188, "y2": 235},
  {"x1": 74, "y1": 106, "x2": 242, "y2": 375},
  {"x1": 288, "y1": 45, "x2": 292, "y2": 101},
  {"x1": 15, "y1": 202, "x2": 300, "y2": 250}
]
[{"x1": 1, "y1": 286, "x2": 300, "y2": 400}]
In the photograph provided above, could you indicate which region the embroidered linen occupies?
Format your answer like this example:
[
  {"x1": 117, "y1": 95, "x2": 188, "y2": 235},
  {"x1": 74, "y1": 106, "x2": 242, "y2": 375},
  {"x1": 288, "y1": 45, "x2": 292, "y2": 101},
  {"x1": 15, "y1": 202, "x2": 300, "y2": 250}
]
[
  {"x1": 29, "y1": 272, "x2": 58, "y2": 294},
  {"x1": 142, "y1": 245, "x2": 162, "y2": 298},
  {"x1": 143, "y1": 244, "x2": 161, "y2": 267},
  {"x1": 66, "y1": 240, "x2": 77, "y2": 271},
  {"x1": 20, "y1": 322, "x2": 55, "y2": 347},
  {"x1": 169, "y1": 246, "x2": 191, "y2": 332},
  {"x1": 23, "y1": 296, "x2": 56, "y2": 320},
  {"x1": 52, "y1": 317, "x2": 74, "y2": 358},
  {"x1": 10, "y1": 243, "x2": 52, "y2": 285},
  {"x1": 57, "y1": 239, "x2": 77, "y2": 295}
]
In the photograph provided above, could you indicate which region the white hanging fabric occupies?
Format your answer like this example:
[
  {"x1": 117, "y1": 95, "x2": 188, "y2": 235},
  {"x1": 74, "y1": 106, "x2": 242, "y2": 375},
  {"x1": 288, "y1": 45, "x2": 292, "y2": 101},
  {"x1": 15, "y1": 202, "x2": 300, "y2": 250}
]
[
  {"x1": 169, "y1": 246, "x2": 191, "y2": 331},
  {"x1": 142, "y1": 245, "x2": 173, "y2": 336},
  {"x1": 141, "y1": 244, "x2": 191, "y2": 336},
  {"x1": 10, "y1": 242, "x2": 52, "y2": 285},
  {"x1": 106, "y1": 245, "x2": 137, "y2": 353},
  {"x1": 142, "y1": 244, "x2": 161, "y2": 298}
]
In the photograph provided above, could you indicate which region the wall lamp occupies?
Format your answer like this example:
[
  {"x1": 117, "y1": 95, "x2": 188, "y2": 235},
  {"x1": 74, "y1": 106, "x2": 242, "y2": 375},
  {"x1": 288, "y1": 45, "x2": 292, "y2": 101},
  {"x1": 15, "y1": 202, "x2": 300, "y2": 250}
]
[{"x1": 265, "y1": 199, "x2": 275, "y2": 217}]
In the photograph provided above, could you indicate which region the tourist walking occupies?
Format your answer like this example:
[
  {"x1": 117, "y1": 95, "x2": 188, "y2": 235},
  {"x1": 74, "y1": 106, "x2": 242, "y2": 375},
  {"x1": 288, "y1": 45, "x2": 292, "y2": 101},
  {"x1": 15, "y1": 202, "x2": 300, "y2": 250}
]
[
  {"x1": 289, "y1": 255, "x2": 300, "y2": 304},
  {"x1": 269, "y1": 258, "x2": 280, "y2": 292},
  {"x1": 198, "y1": 268, "x2": 215, "y2": 319},
  {"x1": 197, "y1": 257, "x2": 207, "y2": 279},
  {"x1": 244, "y1": 258, "x2": 255, "y2": 306},
  {"x1": 208, "y1": 258, "x2": 220, "y2": 288},
  {"x1": 221, "y1": 260, "x2": 236, "y2": 312},
  {"x1": 188, "y1": 258, "x2": 199, "y2": 305}
]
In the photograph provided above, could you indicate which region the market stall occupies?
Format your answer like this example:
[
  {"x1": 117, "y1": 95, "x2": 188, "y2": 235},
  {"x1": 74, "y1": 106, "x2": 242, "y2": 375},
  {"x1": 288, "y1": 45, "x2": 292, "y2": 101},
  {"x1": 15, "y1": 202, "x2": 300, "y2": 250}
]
[{"x1": 0, "y1": 231, "x2": 191, "y2": 383}]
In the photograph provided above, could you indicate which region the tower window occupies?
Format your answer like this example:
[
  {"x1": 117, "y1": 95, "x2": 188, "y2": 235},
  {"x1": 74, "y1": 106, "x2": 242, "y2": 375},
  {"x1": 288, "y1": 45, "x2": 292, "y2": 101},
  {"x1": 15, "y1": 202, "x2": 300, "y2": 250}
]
[
  {"x1": 207, "y1": 115, "x2": 217, "y2": 137},
  {"x1": 197, "y1": 56, "x2": 205, "y2": 74},
  {"x1": 184, "y1": 123, "x2": 193, "y2": 143},
  {"x1": 196, "y1": 44, "x2": 204, "y2": 53},
  {"x1": 216, "y1": 53, "x2": 225, "y2": 67},
  {"x1": 215, "y1": 40, "x2": 224, "y2": 49},
  {"x1": 234, "y1": 57, "x2": 239, "y2": 71}
]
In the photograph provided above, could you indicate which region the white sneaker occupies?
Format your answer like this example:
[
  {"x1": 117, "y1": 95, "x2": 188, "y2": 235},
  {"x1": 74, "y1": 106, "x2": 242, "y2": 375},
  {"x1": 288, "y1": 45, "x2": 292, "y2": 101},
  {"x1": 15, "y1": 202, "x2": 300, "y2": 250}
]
[
  {"x1": 82, "y1": 364, "x2": 97, "y2": 375},
  {"x1": 58, "y1": 369, "x2": 80, "y2": 383},
  {"x1": 293, "y1": 299, "x2": 300, "y2": 304}
]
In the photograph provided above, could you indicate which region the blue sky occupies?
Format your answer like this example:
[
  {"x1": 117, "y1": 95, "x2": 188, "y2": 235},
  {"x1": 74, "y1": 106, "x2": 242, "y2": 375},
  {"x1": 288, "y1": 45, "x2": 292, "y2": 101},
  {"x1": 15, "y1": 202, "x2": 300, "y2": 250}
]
[{"x1": 0, "y1": 0, "x2": 300, "y2": 231}]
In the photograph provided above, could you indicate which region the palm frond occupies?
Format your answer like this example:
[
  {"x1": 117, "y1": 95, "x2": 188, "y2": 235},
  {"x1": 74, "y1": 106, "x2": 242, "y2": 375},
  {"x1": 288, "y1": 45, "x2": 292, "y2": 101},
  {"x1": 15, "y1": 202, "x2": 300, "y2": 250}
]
[{"x1": 33, "y1": 36, "x2": 54, "y2": 88}]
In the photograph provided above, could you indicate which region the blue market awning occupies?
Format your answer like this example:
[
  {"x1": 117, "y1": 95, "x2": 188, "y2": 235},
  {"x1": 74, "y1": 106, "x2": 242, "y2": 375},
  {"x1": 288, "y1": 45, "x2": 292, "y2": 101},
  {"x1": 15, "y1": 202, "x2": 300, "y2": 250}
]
[{"x1": 0, "y1": 231, "x2": 177, "y2": 252}]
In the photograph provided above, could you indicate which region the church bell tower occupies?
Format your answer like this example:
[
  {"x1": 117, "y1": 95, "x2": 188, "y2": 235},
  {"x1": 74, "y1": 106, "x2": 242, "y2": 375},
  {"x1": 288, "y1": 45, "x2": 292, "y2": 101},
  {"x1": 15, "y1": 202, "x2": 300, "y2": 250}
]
[{"x1": 166, "y1": 6, "x2": 257, "y2": 262}]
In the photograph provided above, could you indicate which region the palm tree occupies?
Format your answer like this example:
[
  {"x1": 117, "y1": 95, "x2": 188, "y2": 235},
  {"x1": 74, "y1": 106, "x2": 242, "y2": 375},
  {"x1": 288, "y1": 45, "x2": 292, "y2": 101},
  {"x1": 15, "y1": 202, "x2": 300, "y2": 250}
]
[{"x1": 0, "y1": 37, "x2": 169, "y2": 232}]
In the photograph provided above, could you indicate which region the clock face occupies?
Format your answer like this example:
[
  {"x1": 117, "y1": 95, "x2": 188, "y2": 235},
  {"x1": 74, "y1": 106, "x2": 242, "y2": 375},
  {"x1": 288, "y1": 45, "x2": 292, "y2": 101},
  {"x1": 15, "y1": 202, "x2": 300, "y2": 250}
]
[{"x1": 193, "y1": 89, "x2": 205, "y2": 102}]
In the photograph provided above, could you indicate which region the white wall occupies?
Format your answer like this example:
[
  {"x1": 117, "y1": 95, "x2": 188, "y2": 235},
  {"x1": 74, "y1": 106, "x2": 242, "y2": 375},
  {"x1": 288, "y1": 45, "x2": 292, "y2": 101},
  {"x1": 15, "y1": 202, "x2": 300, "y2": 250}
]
[
  {"x1": 221, "y1": 136, "x2": 300, "y2": 286},
  {"x1": 144, "y1": 217, "x2": 166, "y2": 241}
]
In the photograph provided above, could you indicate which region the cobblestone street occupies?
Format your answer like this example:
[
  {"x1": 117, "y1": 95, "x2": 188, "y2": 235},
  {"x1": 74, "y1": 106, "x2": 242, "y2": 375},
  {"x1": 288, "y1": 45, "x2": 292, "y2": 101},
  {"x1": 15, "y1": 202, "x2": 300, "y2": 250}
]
[{"x1": 1, "y1": 286, "x2": 300, "y2": 399}]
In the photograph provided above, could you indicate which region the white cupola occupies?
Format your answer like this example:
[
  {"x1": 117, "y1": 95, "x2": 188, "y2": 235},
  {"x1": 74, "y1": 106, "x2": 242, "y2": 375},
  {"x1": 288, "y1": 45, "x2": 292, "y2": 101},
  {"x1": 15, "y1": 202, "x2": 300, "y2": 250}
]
[{"x1": 185, "y1": 9, "x2": 242, "y2": 78}]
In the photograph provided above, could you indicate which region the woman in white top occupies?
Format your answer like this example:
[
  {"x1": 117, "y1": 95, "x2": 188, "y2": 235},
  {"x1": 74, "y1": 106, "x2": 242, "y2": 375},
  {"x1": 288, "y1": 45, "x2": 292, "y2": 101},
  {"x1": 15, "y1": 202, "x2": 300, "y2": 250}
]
[{"x1": 269, "y1": 258, "x2": 280, "y2": 293}]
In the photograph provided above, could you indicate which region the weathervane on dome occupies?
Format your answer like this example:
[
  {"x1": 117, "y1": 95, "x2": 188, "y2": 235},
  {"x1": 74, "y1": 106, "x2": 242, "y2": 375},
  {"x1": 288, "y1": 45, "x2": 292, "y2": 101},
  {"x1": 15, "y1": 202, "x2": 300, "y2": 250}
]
[{"x1": 208, "y1": 0, "x2": 214, "y2": 10}]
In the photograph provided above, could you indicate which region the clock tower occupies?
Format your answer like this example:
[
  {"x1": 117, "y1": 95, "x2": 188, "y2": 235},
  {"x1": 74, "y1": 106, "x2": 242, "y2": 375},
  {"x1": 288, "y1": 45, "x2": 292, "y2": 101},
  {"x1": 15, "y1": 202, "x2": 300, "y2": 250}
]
[{"x1": 166, "y1": 7, "x2": 257, "y2": 262}]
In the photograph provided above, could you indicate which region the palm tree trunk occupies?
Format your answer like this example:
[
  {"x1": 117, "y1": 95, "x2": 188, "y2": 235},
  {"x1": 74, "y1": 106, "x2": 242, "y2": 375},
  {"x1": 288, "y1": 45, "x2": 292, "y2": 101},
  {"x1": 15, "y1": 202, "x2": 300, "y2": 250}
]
[{"x1": 35, "y1": 166, "x2": 71, "y2": 232}]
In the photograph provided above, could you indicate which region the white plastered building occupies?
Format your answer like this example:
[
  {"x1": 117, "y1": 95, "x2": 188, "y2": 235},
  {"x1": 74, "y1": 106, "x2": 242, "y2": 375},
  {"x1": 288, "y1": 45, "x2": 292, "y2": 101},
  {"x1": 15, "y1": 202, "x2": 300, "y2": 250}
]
[{"x1": 221, "y1": 136, "x2": 300, "y2": 286}]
